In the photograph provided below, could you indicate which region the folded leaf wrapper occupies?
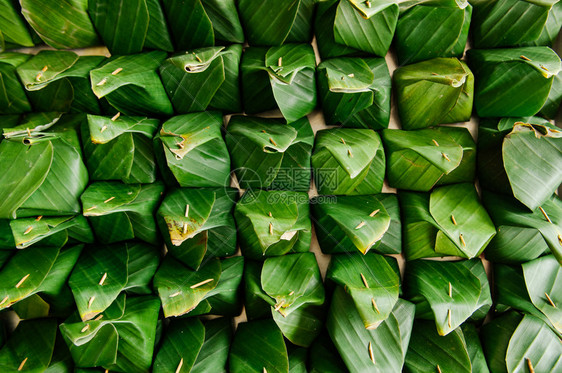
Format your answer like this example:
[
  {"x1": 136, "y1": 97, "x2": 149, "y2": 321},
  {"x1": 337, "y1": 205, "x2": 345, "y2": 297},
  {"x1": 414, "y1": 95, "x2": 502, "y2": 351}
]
[
  {"x1": 234, "y1": 190, "x2": 311, "y2": 260},
  {"x1": 327, "y1": 287, "x2": 415, "y2": 373},
  {"x1": 405, "y1": 259, "x2": 492, "y2": 336},
  {"x1": 155, "y1": 112, "x2": 231, "y2": 187},
  {"x1": 81, "y1": 181, "x2": 164, "y2": 245},
  {"x1": 0, "y1": 319, "x2": 58, "y2": 372},
  {"x1": 21, "y1": 0, "x2": 99, "y2": 49},
  {"x1": 69, "y1": 242, "x2": 160, "y2": 321},
  {"x1": 0, "y1": 113, "x2": 89, "y2": 219},
  {"x1": 495, "y1": 255, "x2": 561, "y2": 338},
  {"x1": 312, "y1": 128, "x2": 385, "y2": 195},
  {"x1": 483, "y1": 192, "x2": 562, "y2": 264},
  {"x1": 17, "y1": 50, "x2": 104, "y2": 114},
  {"x1": 160, "y1": 45, "x2": 242, "y2": 113},
  {"x1": 401, "y1": 183, "x2": 496, "y2": 260},
  {"x1": 89, "y1": 0, "x2": 173, "y2": 55},
  {"x1": 0, "y1": 1, "x2": 35, "y2": 51},
  {"x1": 238, "y1": 0, "x2": 315, "y2": 46},
  {"x1": 478, "y1": 116, "x2": 562, "y2": 210},
  {"x1": 481, "y1": 312, "x2": 562, "y2": 373},
  {"x1": 396, "y1": 0, "x2": 472, "y2": 65},
  {"x1": 60, "y1": 294, "x2": 160, "y2": 372},
  {"x1": 9, "y1": 215, "x2": 93, "y2": 249},
  {"x1": 0, "y1": 245, "x2": 82, "y2": 312},
  {"x1": 467, "y1": 47, "x2": 562, "y2": 118},
  {"x1": 243, "y1": 253, "x2": 325, "y2": 347},
  {"x1": 326, "y1": 253, "x2": 401, "y2": 329},
  {"x1": 405, "y1": 320, "x2": 488, "y2": 373},
  {"x1": 162, "y1": 0, "x2": 244, "y2": 50},
  {"x1": 394, "y1": 57, "x2": 474, "y2": 130},
  {"x1": 153, "y1": 318, "x2": 232, "y2": 373},
  {"x1": 315, "y1": 0, "x2": 399, "y2": 58},
  {"x1": 226, "y1": 116, "x2": 314, "y2": 191},
  {"x1": 90, "y1": 51, "x2": 174, "y2": 117},
  {"x1": 311, "y1": 194, "x2": 400, "y2": 255},
  {"x1": 241, "y1": 44, "x2": 317, "y2": 122},
  {"x1": 317, "y1": 57, "x2": 391, "y2": 129},
  {"x1": 0, "y1": 53, "x2": 31, "y2": 114},
  {"x1": 229, "y1": 319, "x2": 289, "y2": 373},
  {"x1": 154, "y1": 256, "x2": 244, "y2": 318},
  {"x1": 381, "y1": 126, "x2": 476, "y2": 191},
  {"x1": 156, "y1": 187, "x2": 237, "y2": 270},
  {"x1": 470, "y1": 0, "x2": 562, "y2": 48},
  {"x1": 82, "y1": 114, "x2": 159, "y2": 184}
]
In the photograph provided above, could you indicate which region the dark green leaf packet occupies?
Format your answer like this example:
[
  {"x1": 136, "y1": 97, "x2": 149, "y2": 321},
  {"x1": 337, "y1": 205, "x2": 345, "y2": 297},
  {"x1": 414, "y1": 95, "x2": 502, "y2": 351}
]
[
  {"x1": 82, "y1": 114, "x2": 160, "y2": 184},
  {"x1": 317, "y1": 57, "x2": 391, "y2": 129}
]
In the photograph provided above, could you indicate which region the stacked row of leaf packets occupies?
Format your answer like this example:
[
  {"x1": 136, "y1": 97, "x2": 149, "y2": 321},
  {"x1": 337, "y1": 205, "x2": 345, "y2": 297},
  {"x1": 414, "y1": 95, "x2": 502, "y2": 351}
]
[{"x1": 0, "y1": 0, "x2": 561, "y2": 372}]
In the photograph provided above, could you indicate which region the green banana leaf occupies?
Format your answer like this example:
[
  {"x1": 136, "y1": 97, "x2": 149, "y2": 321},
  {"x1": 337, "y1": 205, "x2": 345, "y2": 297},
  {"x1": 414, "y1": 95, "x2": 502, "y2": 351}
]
[
  {"x1": 396, "y1": 0, "x2": 472, "y2": 65},
  {"x1": 226, "y1": 116, "x2": 314, "y2": 191},
  {"x1": 0, "y1": 319, "x2": 57, "y2": 372},
  {"x1": 405, "y1": 259, "x2": 491, "y2": 336},
  {"x1": 311, "y1": 194, "x2": 401, "y2": 254},
  {"x1": 0, "y1": 113, "x2": 89, "y2": 219},
  {"x1": 494, "y1": 255, "x2": 561, "y2": 336},
  {"x1": 234, "y1": 190, "x2": 311, "y2": 260},
  {"x1": 81, "y1": 181, "x2": 165, "y2": 245},
  {"x1": 60, "y1": 294, "x2": 160, "y2": 372},
  {"x1": 0, "y1": 0, "x2": 35, "y2": 50},
  {"x1": 241, "y1": 44, "x2": 317, "y2": 122},
  {"x1": 481, "y1": 312, "x2": 562, "y2": 373},
  {"x1": 317, "y1": 57, "x2": 391, "y2": 129},
  {"x1": 394, "y1": 57, "x2": 474, "y2": 130},
  {"x1": 159, "y1": 45, "x2": 242, "y2": 113},
  {"x1": 154, "y1": 112, "x2": 231, "y2": 187},
  {"x1": 153, "y1": 318, "x2": 232, "y2": 373},
  {"x1": 82, "y1": 114, "x2": 160, "y2": 184},
  {"x1": 156, "y1": 187, "x2": 237, "y2": 270},
  {"x1": 90, "y1": 51, "x2": 174, "y2": 117},
  {"x1": 327, "y1": 287, "x2": 415, "y2": 373},
  {"x1": 309, "y1": 331, "x2": 348, "y2": 373},
  {"x1": 404, "y1": 320, "x2": 488, "y2": 373},
  {"x1": 477, "y1": 117, "x2": 562, "y2": 210},
  {"x1": 243, "y1": 260, "x2": 272, "y2": 321},
  {"x1": 327, "y1": 253, "x2": 400, "y2": 329},
  {"x1": 540, "y1": 71, "x2": 562, "y2": 118},
  {"x1": 470, "y1": 0, "x2": 560, "y2": 48},
  {"x1": 69, "y1": 242, "x2": 160, "y2": 321},
  {"x1": 238, "y1": 0, "x2": 315, "y2": 46},
  {"x1": 17, "y1": 50, "x2": 104, "y2": 113},
  {"x1": 89, "y1": 0, "x2": 173, "y2": 54},
  {"x1": 0, "y1": 245, "x2": 83, "y2": 312},
  {"x1": 162, "y1": 0, "x2": 244, "y2": 49},
  {"x1": 264, "y1": 253, "x2": 324, "y2": 346},
  {"x1": 20, "y1": 0, "x2": 99, "y2": 49},
  {"x1": 401, "y1": 183, "x2": 496, "y2": 260},
  {"x1": 229, "y1": 319, "x2": 289, "y2": 373},
  {"x1": 288, "y1": 346, "x2": 307, "y2": 373},
  {"x1": 312, "y1": 128, "x2": 385, "y2": 195},
  {"x1": 0, "y1": 53, "x2": 31, "y2": 114},
  {"x1": 154, "y1": 256, "x2": 243, "y2": 317},
  {"x1": 315, "y1": 0, "x2": 399, "y2": 58},
  {"x1": 467, "y1": 47, "x2": 562, "y2": 117},
  {"x1": 10, "y1": 215, "x2": 93, "y2": 249},
  {"x1": 0, "y1": 219, "x2": 15, "y2": 249},
  {"x1": 381, "y1": 126, "x2": 476, "y2": 191},
  {"x1": 483, "y1": 191, "x2": 561, "y2": 263}
]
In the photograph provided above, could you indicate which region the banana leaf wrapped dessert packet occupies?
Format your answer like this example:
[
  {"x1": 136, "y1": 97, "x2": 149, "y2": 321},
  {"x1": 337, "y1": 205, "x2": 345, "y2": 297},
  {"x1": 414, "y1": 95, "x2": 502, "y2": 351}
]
[
  {"x1": 82, "y1": 114, "x2": 160, "y2": 184},
  {"x1": 467, "y1": 46, "x2": 561, "y2": 118},
  {"x1": 241, "y1": 44, "x2": 316, "y2": 122},
  {"x1": 394, "y1": 57, "x2": 474, "y2": 130},
  {"x1": 154, "y1": 112, "x2": 231, "y2": 187},
  {"x1": 317, "y1": 57, "x2": 391, "y2": 129},
  {"x1": 159, "y1": 45, "x2": 242, "y2": 114}
]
